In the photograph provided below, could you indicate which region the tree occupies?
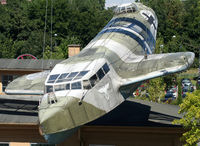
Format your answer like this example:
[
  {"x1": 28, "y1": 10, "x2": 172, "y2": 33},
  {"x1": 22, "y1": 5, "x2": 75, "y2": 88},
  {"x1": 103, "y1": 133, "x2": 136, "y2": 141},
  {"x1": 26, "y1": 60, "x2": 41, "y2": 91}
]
[
  {"x1": 176, "y1": 78, "x2": 182, "y2": 105},
  {"x1": 140, "y1": 0, "x2": 185, "y2": 42},
  {"x1": 0, "y1": 0, "x2": 113, "y2": 59},
  {"x1": 173, "y1": 90, "x2": 200, "y2": 146},
  {"x1": 59, "y1": 36, "x2": 81, "y2": 58},
  {"x1": 182, "y1": 0, "x2": 200, "y2": 67},
  {"x1": 43, "y1": 46, "x2": 64, "y2": 59},
  {"x1": 146, "y1": 77, "x2": 166, "y2": 102},
  {"x1": 0, "y1": 38, "x2": 16, "y2": 58},
  {"x1": 163, "y1": 74, "x2": 177, "y2": 90},
  {"x1": 154, "y1": 36, "x2": 165, "y2": 53}
]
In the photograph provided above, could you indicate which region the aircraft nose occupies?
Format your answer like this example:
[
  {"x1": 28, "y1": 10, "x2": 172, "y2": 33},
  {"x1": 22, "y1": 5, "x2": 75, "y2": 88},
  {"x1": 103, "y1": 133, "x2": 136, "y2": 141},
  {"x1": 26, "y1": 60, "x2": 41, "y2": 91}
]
[{"x1": 39, "y1": 96, "x2": 106, "y2": 135}]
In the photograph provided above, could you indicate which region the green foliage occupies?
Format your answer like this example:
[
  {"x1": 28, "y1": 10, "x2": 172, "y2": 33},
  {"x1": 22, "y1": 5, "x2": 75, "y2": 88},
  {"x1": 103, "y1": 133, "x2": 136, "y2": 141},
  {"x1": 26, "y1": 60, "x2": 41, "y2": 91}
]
[
  {"x1": 0, "y1": 0, "x2": 112, "y2": 59},
  {"x1": 59, "y1": 36, "x2": 81, "y2": 58},
  {"x1": 141, "y1": 0, "x2": 185, "y2": 41},
  {"x1": 176, "y1": 78, "x2": 182, "y2": 105},
  {"x1": 155, "y1": 37, "x2": 165, "y2": 53},
  {"x1": 196, "y1": 81, "x2": 200, "y2": 90},
  {"x1": 139, "y1": 77, "x2": 166, "y2": 102},
  {"x1": 182, "y1": 0, "x2": 200, "y2": 55},
  {"x1": 0, "y1": 0, "x2": 199, "y2": 63},
  {"x1": 147, "y1": 77, "x2": 166, "y2": 102},
  {"x1": 173, "y1": 90, "x2": 200, "y2": 145},
  {"x1": 141, "y1": 0, "x2": 199, "y2": 61},
  {"x1": 134, "y1": 78, "x2": 166, "y2": 102},
  {"x1": 163, "y1": 74, "x2": 177, "y2": 90},
  {"x1": 191, "y1": 58, "x2": 199, "y2": 68},
  {"x1": 0, "y1": 38, "x2": 16, "y2": 58},
  {"x1": 43, "y1": 46, "x2": 64, "y2": 59}
]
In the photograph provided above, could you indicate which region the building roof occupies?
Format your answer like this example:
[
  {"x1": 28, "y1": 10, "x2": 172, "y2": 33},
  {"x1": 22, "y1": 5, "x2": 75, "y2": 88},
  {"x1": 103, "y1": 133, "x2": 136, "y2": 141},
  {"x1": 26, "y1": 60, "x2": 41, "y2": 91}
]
[
  {"x1": 0, "y1": 95, "x2": 182, "y2": 127},
  {"x1": 87, "y1": 98, "x2": 182, "y2": 127},
  {"x1": 0, "y1": 94, "x2": 41, "y2": 124},
  {"x1": 0, "y1": 59, "x2": 64, "y2": 71}
]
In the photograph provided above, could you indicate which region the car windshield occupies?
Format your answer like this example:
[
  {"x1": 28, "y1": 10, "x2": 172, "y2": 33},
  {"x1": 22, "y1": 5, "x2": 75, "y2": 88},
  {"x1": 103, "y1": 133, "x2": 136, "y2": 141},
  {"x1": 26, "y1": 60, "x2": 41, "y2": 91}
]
[
  {"x1": 182, "y1": 79, "x2": 190, "y2": 83},
  {"x1": 167, "y1": 91, "x2": 173, "y2": 94}
]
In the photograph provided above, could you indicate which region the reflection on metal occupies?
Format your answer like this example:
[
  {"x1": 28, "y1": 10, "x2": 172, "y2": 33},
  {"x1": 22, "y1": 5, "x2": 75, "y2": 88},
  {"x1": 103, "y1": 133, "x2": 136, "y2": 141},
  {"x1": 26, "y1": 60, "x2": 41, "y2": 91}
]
[{"x1": 6, "y1": 2, "x2": 195, "y2": 144}]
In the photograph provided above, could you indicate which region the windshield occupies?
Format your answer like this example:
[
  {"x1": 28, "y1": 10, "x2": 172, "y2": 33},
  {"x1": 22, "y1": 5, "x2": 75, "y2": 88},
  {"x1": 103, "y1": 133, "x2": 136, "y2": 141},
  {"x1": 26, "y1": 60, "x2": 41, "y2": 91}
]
[
  {"x1": 45, "y1": 63, "x2": 110, "y2": 93},
  {"x1": 47, "y1": 70, "x2": 89, "y2": 84},
  {"x1": 47, "y1": 74, "x2": 59, "y2": 83}
]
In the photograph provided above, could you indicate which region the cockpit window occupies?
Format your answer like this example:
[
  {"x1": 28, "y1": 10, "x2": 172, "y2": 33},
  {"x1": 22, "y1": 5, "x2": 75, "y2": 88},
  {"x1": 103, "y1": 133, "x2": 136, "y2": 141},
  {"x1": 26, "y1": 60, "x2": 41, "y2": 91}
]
[
  {"x1": 56, "y1": 73, "x2": 69, "y2": 83},
  {"x1": 66, "y1": 83, "x2": 70, "y2": 90},
  {"x1": 97, "y1": 68, "x2": 105, "y2": 80},
  {"x1": 73, "y1": 71, "x2": 89, "y2": 80},
  {"x1": 65, "y1": 72, "x2": 79, "y2": 81},
  {"x1": 55, "y1": 84, "x2": 65, "y2": 91},
  {"x1": 102, "y1": 63, "x2": 110, "y2": 74},
  {"x1": 71, "y1": 81, "x2": 82, "y2": 89},
  {"x1": 45, "y1": 63, "x2": 110, "y2": 92},
  {"x1": 87, "y1": 63, "x2": 110, "y2": 88},
  {"x1": 47, "y1": 74, "x2": 59, "y2": 83},
  {"x1": 46, "y1": 85, "x2": 53, "y2": 93},
  {"x1": 89, "y1": 74, "x2": 98, "y2": 87},
  {"x1": 58, "y1": 73, "x2": 69, "y2": 80}
]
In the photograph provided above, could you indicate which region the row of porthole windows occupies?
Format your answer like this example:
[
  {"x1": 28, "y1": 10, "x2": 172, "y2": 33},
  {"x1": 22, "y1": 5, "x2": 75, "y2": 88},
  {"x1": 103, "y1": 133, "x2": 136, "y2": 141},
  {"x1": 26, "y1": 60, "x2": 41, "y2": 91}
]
[
  {"x1": 114, "y1": 4, "x2": 138, "y2": 15},
  {"x1": 45, "y1": 63, "x2": 110, "y2": 93}
]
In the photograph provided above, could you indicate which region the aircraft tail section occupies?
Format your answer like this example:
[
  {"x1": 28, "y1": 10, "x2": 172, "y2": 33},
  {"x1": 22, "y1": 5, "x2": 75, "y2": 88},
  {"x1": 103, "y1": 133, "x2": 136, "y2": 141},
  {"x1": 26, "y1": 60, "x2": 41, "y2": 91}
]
[{"x1": 84, "y1": 2, "x2": 158, "y2": 56}]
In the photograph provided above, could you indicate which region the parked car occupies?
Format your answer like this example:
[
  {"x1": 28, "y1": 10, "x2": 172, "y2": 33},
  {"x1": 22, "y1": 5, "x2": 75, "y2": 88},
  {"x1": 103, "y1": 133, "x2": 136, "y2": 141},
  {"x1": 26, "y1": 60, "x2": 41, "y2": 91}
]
[
  {"x1": 182, "y1": 85, "x2": 194, "y2": 98},
  {"x1": 197, "y1": 77, "x2": 200, "y2": 85},
  {"x1": 166, "y1": 86, "x2": 178, "y2": 98},
  {"x1": 182, "y1": 87, "x2": 189, "y2": 98},
  {"x1": 165, "y1": 90, "x2": 176, "y2": 100},
  {"x1": 181, "y1": 78, "x2": 191, "y2": 87}
]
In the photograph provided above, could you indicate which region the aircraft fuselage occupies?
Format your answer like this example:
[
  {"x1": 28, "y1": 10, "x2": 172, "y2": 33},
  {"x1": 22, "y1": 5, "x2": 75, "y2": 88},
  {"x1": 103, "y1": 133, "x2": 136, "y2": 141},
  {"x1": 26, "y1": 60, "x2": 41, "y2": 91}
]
[{"x1": 38, "y1": 2, "x2": 194, "y2": 144}]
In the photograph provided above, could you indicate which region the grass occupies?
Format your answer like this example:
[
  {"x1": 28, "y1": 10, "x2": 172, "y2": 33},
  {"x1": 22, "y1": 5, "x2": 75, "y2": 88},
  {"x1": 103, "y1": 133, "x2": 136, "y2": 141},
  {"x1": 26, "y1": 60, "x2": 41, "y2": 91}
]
[
  {"x1": 178, "y1": 68, "x2": 198, "y2": 78},
  {"x1": 177, "y1": 68, "x2": 198, "y2": 85}
]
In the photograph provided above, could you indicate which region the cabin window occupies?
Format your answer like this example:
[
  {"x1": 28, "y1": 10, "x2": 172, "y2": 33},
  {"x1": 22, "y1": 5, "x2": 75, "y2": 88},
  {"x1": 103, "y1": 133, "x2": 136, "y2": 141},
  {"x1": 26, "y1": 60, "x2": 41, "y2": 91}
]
[
  {"x1": 66, "y1": 84, "x2": 70, "y2": 90},
  {"x1": 65, "y1": 72, "x2": 78, "y2": 81},
  {"x1": 54, "y1": 84, "x2": 65, "y2": 91},
  {"x1": 73, "y1": 71, "x2": 89, "y2": 80},
  {"x1": 97, "y1": 68, "x2": 105, "y2": 80},
  {"x1": 102, "y1": 63, "x2": 110, "y2": 74},
  {"x1": 89, "y1": 74, "x2": 98, "y2": 87},
  {"x1": 83, "y1": 80, "x2": 92, "y2": 89},
  {"x1": 121, "y1": 7, "x2": 125, "y2": 11},
  {"x1": 46, "y1": 85, "x2": 53, "y2": 93},
  {"x1": 47, "y1": 74, "x2": 59, "y2": 83},
  {"x1": 114, "y1": 4, "x2": 137, "y2": 15},
  {"x1": 127, "y1": 7, "x2": 132, "y2": 12},
  {"x1": 71, "y1": 82, "x2": 82, "y2": 89}
]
